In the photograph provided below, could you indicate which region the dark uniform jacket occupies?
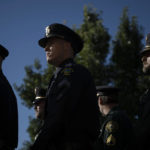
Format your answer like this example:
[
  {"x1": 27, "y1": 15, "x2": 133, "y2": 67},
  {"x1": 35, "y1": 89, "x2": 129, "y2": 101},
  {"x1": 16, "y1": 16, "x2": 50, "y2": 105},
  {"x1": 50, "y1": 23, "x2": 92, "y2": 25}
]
[
  {"x1": 31, "y1": 58, "x2": 100, "y2": 150},
  {"x1": 0, "y1": 70, "x2": 18, "y2": 149},
  {"x1": 96, "y1": 106, "x2": 133, "y2": 150},
  {"x1": 135, "y1": 88, "x2": 150, "y2": 150}
]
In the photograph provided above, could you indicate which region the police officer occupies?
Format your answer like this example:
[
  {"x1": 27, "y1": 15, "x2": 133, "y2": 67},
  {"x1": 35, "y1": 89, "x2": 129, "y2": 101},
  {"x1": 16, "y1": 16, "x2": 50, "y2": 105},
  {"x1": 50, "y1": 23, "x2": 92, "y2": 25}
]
[
  {"x1": 95, "y1": 86, "x2": 133, "y2": 150},
  {"x1": 33, "y1": 87, "x2": 47, "y2": 120},
  {"x1": 135, "y1": 33, "x2": 150, "y2": 150},
  {"x1": 29, "y1": 87, "x2": 47, "y2": 150},
  {"x1": 31, "y1": 23, "x2": 100, "y2": 150},
  {"x1": 0, "y1": 44, "x2": 18, "y2": 150},
  {"x1": 31, "y1": 87, "x2": 47, "y2": 143}
]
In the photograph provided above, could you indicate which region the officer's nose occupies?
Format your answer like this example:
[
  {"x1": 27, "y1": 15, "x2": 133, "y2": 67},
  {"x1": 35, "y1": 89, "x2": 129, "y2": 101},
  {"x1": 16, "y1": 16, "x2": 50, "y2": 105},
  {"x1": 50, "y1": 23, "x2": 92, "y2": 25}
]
[
  {"x1": 141, "y1": 55, "x2": 147, "y2": 62},
  {"x1": 34, "y1": 105, "x2": 37, "y2": 110},
  {"x1": 45, "y1": 46, "x2": 48, "y2": 52},
  {"x1": 45, "y1": 45, "x2": 50, "y2": 52}
]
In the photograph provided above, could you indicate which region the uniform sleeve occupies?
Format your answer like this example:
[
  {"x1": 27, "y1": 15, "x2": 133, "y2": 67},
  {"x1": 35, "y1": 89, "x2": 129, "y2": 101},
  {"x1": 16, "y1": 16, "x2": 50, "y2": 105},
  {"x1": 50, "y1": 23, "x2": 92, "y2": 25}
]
[
  {"x1": 103, "y1": 120, "x2": 120, "y2": 150},
  {"x1": 135, "y1": 114, "x2": 150, "y2": 150},
  {"x1": 0, "y1": 83, "x2": 10, "y2": 139},
  {"x1": 0, "y1": 80, "x2": 18, "y2": 148}
]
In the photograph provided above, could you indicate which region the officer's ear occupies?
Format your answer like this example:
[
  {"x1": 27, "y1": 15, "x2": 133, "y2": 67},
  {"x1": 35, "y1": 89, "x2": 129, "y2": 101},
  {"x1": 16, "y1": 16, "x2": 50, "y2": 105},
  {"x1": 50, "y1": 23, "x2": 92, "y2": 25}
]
[
  {"x1": 63, "y1": 40, "x2": 70, "y2": 49},
  {"x1": 63, "y1": 41, "x2": 74, "y2": 57},
  {"x1": 97, "y1": 96, "x2": 102, "y2": 106},
  {"x1": 98, "y1": 96, "x2": 104, "y2": 105}
]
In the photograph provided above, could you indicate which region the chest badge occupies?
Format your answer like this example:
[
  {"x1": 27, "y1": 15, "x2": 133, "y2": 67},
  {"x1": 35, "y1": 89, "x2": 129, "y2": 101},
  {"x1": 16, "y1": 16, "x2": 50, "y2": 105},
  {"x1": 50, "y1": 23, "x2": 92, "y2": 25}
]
[{"x1": 62, "y1": 67, "x2": 74, "y2": 76}]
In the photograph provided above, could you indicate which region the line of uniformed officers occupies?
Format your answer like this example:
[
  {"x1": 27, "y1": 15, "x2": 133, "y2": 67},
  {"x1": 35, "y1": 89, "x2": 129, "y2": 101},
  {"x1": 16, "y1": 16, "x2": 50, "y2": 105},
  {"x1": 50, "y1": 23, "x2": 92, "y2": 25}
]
[{"x1": 0, "y1": 23, "x2": 150, "y2": 150}]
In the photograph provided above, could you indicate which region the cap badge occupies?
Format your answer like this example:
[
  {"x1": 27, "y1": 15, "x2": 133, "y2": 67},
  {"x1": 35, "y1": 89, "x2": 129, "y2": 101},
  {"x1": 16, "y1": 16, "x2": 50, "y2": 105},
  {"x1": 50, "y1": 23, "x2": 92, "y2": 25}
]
[
  {"x1": 45, "y1": 26, "x2": 50, "y2": 37},
  {"x1": 34, "y1": 88, "x2": 37, "y2": 95}
]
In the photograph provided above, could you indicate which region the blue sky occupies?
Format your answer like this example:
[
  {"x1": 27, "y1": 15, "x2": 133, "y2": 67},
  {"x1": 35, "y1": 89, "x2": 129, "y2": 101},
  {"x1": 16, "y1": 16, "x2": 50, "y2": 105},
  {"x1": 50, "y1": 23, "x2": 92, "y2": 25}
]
[{"x1": 0, "y1": 0, "x2": 150, "y2": 149}]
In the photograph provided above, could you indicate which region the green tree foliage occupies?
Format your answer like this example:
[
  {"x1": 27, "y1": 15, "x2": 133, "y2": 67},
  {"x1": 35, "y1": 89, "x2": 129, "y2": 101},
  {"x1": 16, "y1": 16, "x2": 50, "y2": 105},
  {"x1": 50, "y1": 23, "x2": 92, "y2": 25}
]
[
  {"x1": 14, "y1": 59, "x2": 55, "y2": 108},
  {"x1": 76, "y1": 5, "x2": 110, "y2": 85},
  {"x1": 109, "y1": 7, "x2": 144, "y2": 118}
]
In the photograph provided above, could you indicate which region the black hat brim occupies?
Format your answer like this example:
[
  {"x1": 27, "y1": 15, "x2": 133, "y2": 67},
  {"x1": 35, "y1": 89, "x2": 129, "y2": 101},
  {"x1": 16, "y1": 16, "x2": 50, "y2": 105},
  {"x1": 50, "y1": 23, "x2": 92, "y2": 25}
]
[
  {"x1": 96, "y1": 85, "x2": 119, "y2": 96},
  {"x1": 38, "y1": 34, "x2": 65, "y2": 48},
  {"x1": 39, "y1": 38, "x2": 48, "y2": 48},
  {"x1": 140, "y1": 48, "x2": 150, "y2": 57},
  {"x1": 0, "y1": 44, "x2": 9, "y2": 59}
]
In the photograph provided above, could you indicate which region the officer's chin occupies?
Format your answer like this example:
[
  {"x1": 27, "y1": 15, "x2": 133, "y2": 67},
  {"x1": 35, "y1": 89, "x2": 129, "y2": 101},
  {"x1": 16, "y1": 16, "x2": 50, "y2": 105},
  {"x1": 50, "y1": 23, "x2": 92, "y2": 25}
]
[
  {"x1": 47, "y1": 57, "x2": 53, "y2": 64},
  {"x1": 37, "y1": 115, "x2": 41, "y2": 119},
  {"x1": 35, "y1": 112, "x2": 40, "y2": 118},
  {"x1": 143, "y1": 67, "x2": 150, "y2": 75}
]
